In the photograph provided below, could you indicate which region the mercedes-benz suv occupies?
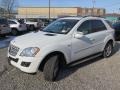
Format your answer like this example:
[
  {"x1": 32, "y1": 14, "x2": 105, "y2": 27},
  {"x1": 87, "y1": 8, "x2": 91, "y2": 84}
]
[{"x1": 8, "y1": 16, "x2": 115, "y2": 81}]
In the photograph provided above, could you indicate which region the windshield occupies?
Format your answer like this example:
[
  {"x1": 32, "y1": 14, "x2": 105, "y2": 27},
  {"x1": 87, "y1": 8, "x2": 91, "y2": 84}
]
[{"x1": 43, "y1": 19, "x2": 79, "y2": 34}]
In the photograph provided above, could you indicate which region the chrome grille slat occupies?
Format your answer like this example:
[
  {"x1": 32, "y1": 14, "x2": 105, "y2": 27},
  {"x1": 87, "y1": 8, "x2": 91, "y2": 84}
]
[{"x1": 9, "y1": 44, "x2": 19, "y2": 56}]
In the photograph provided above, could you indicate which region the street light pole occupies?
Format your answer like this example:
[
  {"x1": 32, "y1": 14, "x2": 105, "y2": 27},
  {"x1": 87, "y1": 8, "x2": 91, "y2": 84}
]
[
  {"x1": 92, "y1": 0, "x2": 96, "y2": 9},
  {"x1": 92, "y1": 0, "x2": 95, "y2": 16},
  {"x1": 49, "y1": 0, "x2": 51, "y2": 20}
]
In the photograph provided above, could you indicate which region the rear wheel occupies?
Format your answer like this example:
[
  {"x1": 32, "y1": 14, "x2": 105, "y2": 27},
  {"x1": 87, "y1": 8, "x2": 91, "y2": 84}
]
[
  {"x1": 43, "y1": 55, "x2": 60, "y2": 81},
  {"x1": 11, "y1": 29, "x2": 18, "y2": 36},
  {"x1": 103, "y1": 42, "x2": 113, "y2": 58},
  {"x1": 29, "y1": 25, "x2": 35, "y2": 31}
]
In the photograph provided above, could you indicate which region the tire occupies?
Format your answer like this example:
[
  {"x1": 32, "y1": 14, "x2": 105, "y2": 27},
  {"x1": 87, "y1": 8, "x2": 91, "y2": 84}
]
[
  {"x1": 103, "y1": 42, "x2": 113, "y2": 58},
  {"x1": 29, "y1": 25, "x2": 35, "y2": 31},
  {"x1": 11, "y1": 29, "x2": 18, "y2": 36},
  {"x1": 43, "y1": 55, "x2": 60, "y2": 81}
]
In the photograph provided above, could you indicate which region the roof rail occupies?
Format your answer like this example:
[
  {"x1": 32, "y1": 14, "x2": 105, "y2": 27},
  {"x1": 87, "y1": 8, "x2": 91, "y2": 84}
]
[{"x1": 82, "y1": 15, "x2": 103, "y2": 18}]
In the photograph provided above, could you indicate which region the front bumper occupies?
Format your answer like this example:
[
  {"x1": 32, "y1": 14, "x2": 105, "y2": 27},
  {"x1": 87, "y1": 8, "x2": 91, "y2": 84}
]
[{"x1": 8, "y1": 55, "x2": 41, "y2": 73}]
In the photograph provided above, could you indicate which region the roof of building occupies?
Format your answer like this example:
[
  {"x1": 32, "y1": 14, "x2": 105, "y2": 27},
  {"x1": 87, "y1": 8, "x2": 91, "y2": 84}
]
[{"x1": 19, "y1": 7, "x2": 105, "y2": 10}]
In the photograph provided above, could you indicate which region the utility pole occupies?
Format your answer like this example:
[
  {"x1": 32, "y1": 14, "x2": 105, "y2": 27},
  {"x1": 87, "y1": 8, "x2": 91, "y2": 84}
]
[
  {"x1": 119, "y1": 8, "x2": 120, "y2": 14},
  {"x1": 92, "y1": 0, "x2": 96, "y2": 16},
  {"x1": 92, "y1": 0, "x2": 95, "y2": 9},
  {"x1": 49, "y1": 0, "x2": 51, "y2": 20}
]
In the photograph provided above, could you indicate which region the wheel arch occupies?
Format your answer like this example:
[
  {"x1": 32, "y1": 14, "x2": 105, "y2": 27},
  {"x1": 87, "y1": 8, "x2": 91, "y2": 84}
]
[
  {"x1": 103, "y1": 39, "x2": 114, "y2": 51},
  {"x1": 11, "y1": 28, "x2": 18, "y2": 31},
  {"x1": 38, "y1": 51, "x2": 67, "y2": 71}
]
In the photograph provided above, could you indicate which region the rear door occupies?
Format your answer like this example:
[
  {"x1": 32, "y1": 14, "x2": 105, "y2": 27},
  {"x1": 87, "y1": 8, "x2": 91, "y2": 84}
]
[
  {"x1": 90, "y1": 19, "x2": 107, "y2": 53},
  {"x1": 71, "y1": 19, "x2": 107, "y2": 61}
]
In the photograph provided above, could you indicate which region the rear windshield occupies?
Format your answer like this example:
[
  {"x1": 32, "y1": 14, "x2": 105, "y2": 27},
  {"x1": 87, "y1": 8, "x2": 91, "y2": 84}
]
[{"x1": 0, "y1": 19, "x2": 8, "y2": 24}]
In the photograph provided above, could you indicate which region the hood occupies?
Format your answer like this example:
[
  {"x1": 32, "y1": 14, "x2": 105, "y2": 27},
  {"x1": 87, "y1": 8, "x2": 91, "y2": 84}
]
[{"x1": 11, "y1": 31, "x2": 67, "y2": 48}]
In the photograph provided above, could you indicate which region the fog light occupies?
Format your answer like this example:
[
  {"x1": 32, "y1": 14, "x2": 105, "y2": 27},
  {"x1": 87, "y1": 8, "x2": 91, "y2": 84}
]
[{"x1": 21, "y1": 62, "x2": 31, "y2": 67}]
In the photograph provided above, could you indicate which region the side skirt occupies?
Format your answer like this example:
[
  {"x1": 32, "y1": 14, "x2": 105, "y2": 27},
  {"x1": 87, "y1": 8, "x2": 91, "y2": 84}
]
[{"x1": 68, "y1": 52, "x2": 102, "y2": 67}]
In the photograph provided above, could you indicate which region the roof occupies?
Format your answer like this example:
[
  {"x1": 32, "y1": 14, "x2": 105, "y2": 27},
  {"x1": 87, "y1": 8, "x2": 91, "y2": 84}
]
[{"x1": 60, "y1": 16, "x2": 104, "y2": 20}]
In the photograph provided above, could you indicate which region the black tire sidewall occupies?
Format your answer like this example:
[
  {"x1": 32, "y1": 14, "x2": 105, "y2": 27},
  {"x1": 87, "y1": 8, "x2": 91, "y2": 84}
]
[
  {"x1": 11, "y1": 29, "x2": 18, "y2": 36},
  {"x1": 29, "y1": 25, "x2": 35, "y2": 31},
  {"x1": 43, "y1": 55, "x2": 60, "y2": 81}
]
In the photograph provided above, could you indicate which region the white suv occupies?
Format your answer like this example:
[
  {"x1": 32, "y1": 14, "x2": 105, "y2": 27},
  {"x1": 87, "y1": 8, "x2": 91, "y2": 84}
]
[
  {"x1": 8, "y1": 16, "x2": 115, "y2": 81},
  {"x1": 8, "y1": 19, "x2": 27, "y2": 35}
]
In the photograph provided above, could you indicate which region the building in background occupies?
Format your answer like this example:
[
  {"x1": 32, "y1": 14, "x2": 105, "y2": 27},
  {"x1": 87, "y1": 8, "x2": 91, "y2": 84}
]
[{"x1": 16, "y1": 7, "x2": 106, "y2": 19}]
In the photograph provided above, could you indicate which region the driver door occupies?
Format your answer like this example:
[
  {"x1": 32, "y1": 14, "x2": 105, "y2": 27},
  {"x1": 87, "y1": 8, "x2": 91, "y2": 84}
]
[{"x1": 71, "y1": 20, "x2": 95, "y2": 61}]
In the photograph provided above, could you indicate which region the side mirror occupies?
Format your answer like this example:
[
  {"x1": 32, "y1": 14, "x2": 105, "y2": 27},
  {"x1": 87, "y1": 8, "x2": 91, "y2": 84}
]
[{"x1": 74, "y1": 32, "x2": 84, "y2": 39}]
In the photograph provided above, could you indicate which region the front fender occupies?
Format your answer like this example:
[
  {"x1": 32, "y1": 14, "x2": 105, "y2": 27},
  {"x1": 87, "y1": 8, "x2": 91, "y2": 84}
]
[{"x1": 37, "y1": 44, "x2": 71, "y2": 65}]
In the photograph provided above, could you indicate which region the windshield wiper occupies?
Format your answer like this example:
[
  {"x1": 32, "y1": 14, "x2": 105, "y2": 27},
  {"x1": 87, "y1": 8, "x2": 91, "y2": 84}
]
[
  {"x1": 47, "y1": 31, "x2": 55, "y2": 33},
  {"x1": 43, "y1": 30, "x2": 64, "y2": 34}
]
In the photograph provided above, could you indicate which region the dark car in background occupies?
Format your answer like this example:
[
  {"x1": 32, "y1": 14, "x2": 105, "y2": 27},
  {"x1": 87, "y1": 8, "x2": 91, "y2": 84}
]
[
  {"x1": 113, "y1": 22, "x2": 120, "y2": 40},
  {"x1": 0, "y1": 18, "x2": 11, "y2": 37}
]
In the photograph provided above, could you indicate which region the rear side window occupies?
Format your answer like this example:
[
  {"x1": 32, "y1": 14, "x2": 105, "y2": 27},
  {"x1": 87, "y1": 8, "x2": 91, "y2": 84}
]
[
  {"x1": 91, "y1": 20, "x2": 107, "y2": 33},
  {"x1": 77, "y1": 20, "x2": 91, "y2": 35},
  {"x1": 8, "y1": 21, "x2": 17, "y2": 24}
]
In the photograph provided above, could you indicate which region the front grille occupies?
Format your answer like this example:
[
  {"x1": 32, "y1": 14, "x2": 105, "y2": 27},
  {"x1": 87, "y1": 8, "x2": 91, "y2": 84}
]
[{"x1": 9, "y1": 44, "x2": 19, "y2": 56}]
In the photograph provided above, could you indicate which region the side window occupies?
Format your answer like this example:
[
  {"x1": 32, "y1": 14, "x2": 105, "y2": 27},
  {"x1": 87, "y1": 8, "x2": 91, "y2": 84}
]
[
  {"x1": 77, "y1": 20, "x2": 91, "y2": 35},
  {"x1": 91, "y1": 20, "x2": 107, "y2": 33},
  {"x1": 8, "y1": 21, "x2": 17, "y2": 24}
]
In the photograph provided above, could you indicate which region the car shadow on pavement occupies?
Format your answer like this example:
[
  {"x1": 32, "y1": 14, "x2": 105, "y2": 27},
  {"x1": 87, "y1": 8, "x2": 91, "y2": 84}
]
[
  {"x1": 56, "y1": 57, "x2": 103, "y2": 81},
  {"x1": 112, "y1": 42, "x2": 120, "y2": 55},
  {"x1": 56, "y1": 42, "x2": 120, "y2": 81}
]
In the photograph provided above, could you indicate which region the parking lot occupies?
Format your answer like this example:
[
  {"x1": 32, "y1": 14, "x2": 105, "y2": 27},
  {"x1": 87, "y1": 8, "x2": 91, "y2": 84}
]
[{"x1": 0, "y1": 33, "x2": 120, "y2": 90}]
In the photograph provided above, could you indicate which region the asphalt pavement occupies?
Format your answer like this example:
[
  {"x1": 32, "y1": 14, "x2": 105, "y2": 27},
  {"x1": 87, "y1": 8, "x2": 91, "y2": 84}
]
[{"x1": 0, "y1": 39, "x2": 120, "y2": 90}]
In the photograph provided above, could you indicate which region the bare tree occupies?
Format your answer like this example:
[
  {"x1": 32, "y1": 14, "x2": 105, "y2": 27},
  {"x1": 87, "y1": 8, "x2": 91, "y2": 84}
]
[{"x1": 1, "y1": 0, "x2": 18, "y2": 18}]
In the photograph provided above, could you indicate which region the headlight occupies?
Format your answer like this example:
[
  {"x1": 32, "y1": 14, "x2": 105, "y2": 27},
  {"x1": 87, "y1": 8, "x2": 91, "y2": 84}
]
[{"x1": 20, "y1": 47, "x2": 40, "y2": 57}]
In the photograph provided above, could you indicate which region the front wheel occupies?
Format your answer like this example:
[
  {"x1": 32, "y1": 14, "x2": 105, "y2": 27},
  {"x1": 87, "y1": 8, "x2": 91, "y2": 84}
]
[
  {"x1": 11, "y1": 29, "x2": 18, "y2": 36},
  {"x1": 103, "y1": 42, "x2": 113, "y2": 58},
  {"x1": 43, "y1": 55, "x2": 60, "y2": 81}
]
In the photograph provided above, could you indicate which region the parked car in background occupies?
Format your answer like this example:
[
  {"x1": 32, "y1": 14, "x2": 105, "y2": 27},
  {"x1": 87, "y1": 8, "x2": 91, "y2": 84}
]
[
  {"x1": 0, "y1": 18, "x2": 11, "y2": 37},
  {"x1": 8, "y1": 16, "x2": 115, "y2": 81},
  {"x1": 24, "y1": 19, "x2": 39, "y2": 31},
  {"x1": 25, "y1": 21, "x2": 37, "y2": 31},
  {"x1": 113, "y1": 22, "x2": 120, "y2": 40},
  {"x1": 8, "y1": 19, "x2": 27, "y2": 36}
]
